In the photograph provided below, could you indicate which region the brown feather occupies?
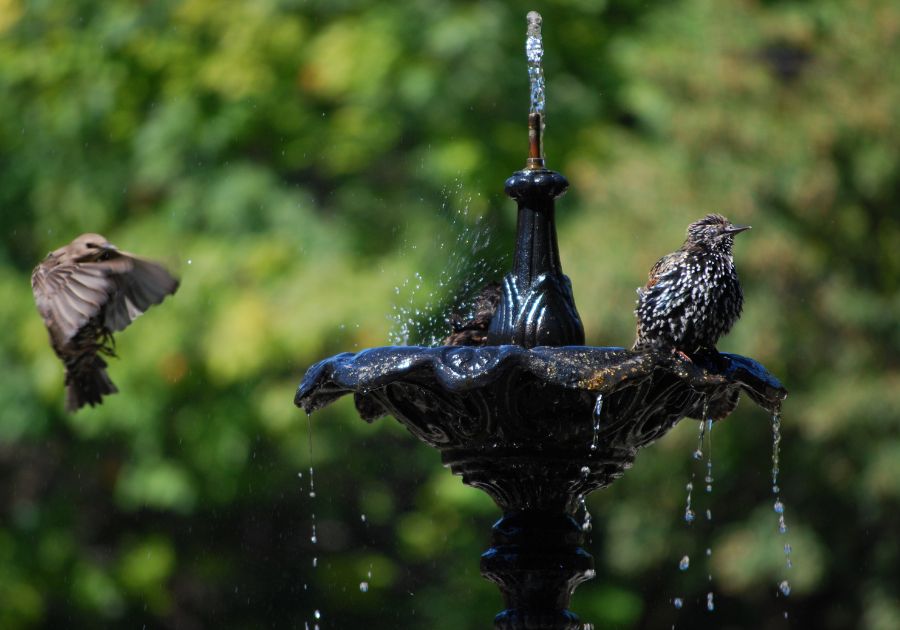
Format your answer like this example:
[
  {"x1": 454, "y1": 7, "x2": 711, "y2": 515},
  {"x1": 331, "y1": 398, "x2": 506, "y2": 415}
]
[{"x1": 31, "y1": 234, "x2": 179, "y2": 411}]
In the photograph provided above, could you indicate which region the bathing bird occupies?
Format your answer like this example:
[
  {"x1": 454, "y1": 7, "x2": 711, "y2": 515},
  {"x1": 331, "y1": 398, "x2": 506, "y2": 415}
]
[
  {"x1": 633, "y1": 214, "x2": 750, "y2": 356},
  {"x1": 31, "y1": 233, "x2": 179, "y2": 412},
  {"x1": 443, "y1": 282, "x2": 501, "y2": 346}
]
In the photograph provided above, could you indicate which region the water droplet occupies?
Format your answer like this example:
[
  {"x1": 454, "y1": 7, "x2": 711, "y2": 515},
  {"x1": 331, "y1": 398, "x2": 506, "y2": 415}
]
[
  {"x1": 310, "y1": 534, "x2": 317, "y2": 544},
  {"x1": 314, "y1": 609, "x2": 321, "y2": 620},
  {"x1": 312, "y1": 557, "x2": 317, "y2": 568},
  {"x1": 673, "y1": 598, "x2": 683, "y2": 609},
  {"x1": 692, "y1": 449, "x2": 703, "y2": 460},
  {"x1": 706, "y1": 509, "x2": 712, "y2": 521},
  {"x1": 580, "y1": 466, "x2": 590, "y2": 477},
  {"x1": 360, "y1": 514, "x2": 367, "y2": 522},
  {"x1": 684, "y1": 509, "x2": 696, "y2": 523},
  {"x1": 679, "y1": 555, "x2": 690, "y2": 571},
  {"x1": 778, "y1": 580, "x2": 791, "y2": 596},
  {"x1": 706, "y1": 547, "x2": 712, "y2": 557},
  {"x1": 774, "y1": 500, "x2": 784, "y2": 514},
  {"x1": 359, "y1": 582, "x2": 369, "y2": 593},
  {"x1": 706, "y1": 592, "x2": 715, "y2": 611},
  {"x1": 187, "y1": 259, "x2": 193, "y2": 265}
]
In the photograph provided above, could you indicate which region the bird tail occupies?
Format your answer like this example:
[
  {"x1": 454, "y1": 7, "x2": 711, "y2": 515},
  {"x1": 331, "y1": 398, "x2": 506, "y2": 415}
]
[{"x1": 65, "y1": 353, "x2": 118, "y2": 412}]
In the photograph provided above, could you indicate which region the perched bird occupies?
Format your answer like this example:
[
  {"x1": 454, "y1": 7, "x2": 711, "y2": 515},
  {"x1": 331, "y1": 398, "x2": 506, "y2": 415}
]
[
  {"x1": 31, "y1": 234, "x2": 179, "y2": 412},
  {"x1": 443, "y1": 282, "x2": 501, "y2": 346},
  {"x1": 634, "y1": 214, "x2": 750, "y2": 356}
]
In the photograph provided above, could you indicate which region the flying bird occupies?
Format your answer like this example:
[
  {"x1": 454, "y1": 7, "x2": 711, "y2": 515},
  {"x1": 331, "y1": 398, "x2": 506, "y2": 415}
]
[
  {"x1": 31, "y1": 233, "x2": 179, "y2": 412},
  {"x1": 634, "y1": 214, "x2": 750, "y2": 356}
]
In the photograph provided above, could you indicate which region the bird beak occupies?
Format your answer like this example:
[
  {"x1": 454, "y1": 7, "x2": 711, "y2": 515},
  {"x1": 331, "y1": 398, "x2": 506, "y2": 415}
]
[{"x1": 725, "y1": 224, "x2": 751, "y2": 235}]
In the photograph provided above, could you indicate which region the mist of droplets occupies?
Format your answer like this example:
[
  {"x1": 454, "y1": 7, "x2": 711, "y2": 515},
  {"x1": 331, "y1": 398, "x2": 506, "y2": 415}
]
[{"x1": 388, "y1": 185, "x2": 506, "y2": 347}]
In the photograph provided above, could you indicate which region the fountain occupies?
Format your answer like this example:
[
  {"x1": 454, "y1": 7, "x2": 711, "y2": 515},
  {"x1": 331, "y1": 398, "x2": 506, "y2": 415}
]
[{"x1": 295, "y1": 12, "x2": 786, "y2": 630}]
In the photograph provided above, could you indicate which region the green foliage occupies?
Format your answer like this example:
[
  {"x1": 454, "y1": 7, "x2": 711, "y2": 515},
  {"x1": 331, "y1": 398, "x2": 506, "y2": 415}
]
[{"x1": 1, "y1": 0, "x2": 898, "y2": 627}]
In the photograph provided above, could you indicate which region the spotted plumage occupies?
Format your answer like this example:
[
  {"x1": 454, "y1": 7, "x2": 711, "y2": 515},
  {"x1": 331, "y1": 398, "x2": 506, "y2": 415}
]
[
  {"x1": 634, "y1": 214, "x2": 750, "y2": 355},
  {"x1": 31, "y1": 233, "x2": 179, "y2": 412},
  {"x1": 443, "y1": 282, "x2": 501, "y2": 346}
]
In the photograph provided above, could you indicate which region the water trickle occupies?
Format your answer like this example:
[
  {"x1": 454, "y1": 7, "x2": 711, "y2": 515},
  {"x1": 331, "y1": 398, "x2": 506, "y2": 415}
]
[
  {"x1": 579, "y1": 496, "x2": 593, "y2": 532},
  {"x1": 684, "y1": 482, "x2": 695, "y2": 523},
  {"x1": 525, "y1": 11, "x2": 545, "y2": 116},
  {"x1": 771, "y1": 412, "x2": 792, "y2": 547},
  {"x1": 679, "y1": 555, "x2": 690, "y2": 571},
  {"x1": 590, "y1": 394, "x2": 603, "y2": 451},
  {"x1": 770, "y1": 409, "x2": 794, "y2": 617}
]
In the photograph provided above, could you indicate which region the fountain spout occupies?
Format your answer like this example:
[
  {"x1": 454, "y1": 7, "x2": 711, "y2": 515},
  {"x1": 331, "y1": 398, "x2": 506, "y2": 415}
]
[{"x1": 486, "y1": 13, "x2": 584, "y2": 348}]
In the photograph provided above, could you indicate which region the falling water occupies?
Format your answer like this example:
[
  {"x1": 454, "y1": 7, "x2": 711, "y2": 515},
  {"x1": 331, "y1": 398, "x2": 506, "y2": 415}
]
[
  {"x1": 590, "y1": 394, "x2": 603, "y2": 451},
  {"x1": 684, "y1": 481, "x2": 695, "y2": 523},
  {"x1": 305, "y1": 413, "x2": 320, "y2": 626},
  {"x1": 526, "y1": 11, "x2": 545, "y2": 116},
  {"x1": 771, "y1": 410, "x2": 793, "y2": 602}
]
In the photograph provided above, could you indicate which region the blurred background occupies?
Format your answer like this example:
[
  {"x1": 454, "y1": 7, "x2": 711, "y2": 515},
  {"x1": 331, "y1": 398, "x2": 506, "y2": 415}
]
[{"x1": 1, "y1": 0, "x2": 899, "y2": 628}]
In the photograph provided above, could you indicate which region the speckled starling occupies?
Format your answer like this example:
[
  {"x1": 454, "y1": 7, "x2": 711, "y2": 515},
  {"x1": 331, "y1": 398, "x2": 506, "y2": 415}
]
[
  {"x1": 31, "y1": 233, "x2": 179, "y2": 412},
  {"x1": 634, "y1": 214, "x2": 750, "y2": 355},
  {"x1": 443, "y1": 282, "x2": 501, "y2": 346}
]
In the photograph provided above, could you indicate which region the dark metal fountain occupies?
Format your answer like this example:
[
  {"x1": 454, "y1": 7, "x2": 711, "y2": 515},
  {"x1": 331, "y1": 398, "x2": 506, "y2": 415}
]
[{"x1": 295, "y1": 12, "x2": 786, "y2": 630}]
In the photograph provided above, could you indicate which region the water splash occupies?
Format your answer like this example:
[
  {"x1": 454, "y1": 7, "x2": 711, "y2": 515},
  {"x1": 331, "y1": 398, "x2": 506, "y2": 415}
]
[
  {"x1": 388, "y1": 185, "x2": 504, "y2": 346},
  {"x1": 590, "y1": 394, "x2": 603, "y2": 451},
  {"x1": 526, "y1": 11, "x2": 545, "y2": 116}
]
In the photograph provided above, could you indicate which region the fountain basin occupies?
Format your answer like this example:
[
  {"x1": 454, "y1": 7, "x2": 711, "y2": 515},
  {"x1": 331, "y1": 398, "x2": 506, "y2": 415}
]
[{"x1": 295, "y1": 344, "x2": 785, "y2": 510}]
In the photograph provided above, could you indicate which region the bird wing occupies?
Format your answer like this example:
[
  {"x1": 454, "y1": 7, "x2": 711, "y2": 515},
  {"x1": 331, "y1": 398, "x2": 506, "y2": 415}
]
[
  {"x1": 31, "y1": 262, "x2": 114, "y2": 347},
  {"x1": 645, "y1": 252, "x2": 679, "y2": 290},
  {"x1": 102, "y1": 254, "x2": 179, "y2": 332},
  {"x1": 31, "y1": 254, "x2": 179, "y2": 344}
]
